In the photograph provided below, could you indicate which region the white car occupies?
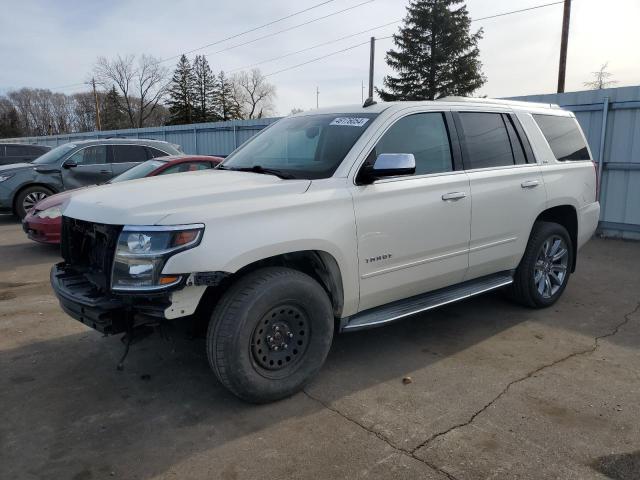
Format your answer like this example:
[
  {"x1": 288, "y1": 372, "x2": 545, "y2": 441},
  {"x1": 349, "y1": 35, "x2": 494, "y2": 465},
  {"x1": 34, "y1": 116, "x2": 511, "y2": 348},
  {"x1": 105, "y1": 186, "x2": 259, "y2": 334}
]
[{"x1": 51, "y1": 98, "x2": 600, "y2": 402}]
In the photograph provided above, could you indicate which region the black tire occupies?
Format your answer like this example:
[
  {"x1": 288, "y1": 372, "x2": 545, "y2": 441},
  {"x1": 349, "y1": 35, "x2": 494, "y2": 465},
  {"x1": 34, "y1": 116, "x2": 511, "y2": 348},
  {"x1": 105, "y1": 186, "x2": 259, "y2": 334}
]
[
  {"x1": 510, "y1": 221, "x2": 573, "y2": 308},
  {"x1": 14, "y1": 185, "x2": 54, "y2": 219},
  {"x1": 207, "y1": 267, "x2": 334, "y2": 403}
]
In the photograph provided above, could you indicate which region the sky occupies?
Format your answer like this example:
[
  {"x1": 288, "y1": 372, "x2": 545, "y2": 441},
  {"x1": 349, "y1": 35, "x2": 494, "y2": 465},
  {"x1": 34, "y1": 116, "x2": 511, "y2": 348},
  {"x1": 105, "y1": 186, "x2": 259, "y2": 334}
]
[{"x1": 0, "y1": 0, "x2": 638, "y2": 115}]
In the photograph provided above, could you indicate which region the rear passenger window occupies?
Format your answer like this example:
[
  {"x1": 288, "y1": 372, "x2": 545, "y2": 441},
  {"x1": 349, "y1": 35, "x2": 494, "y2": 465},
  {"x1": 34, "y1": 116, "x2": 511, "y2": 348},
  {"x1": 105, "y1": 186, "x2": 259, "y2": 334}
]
[
  {"x1": 112, "y1": 145, "x2": 148, "y2": 163},
  {"x1": 503, "y1": 115, "x2": 527, "y2": 165},
  {"x1": 372, "y1": 113, "x2": 453, "y2": 176},
  {"x1": 457, "y1": 112, "x2": 514, "y2": 169},
  {"x1": 533, "y1": 114, "x2": 591, "y2": 161}
]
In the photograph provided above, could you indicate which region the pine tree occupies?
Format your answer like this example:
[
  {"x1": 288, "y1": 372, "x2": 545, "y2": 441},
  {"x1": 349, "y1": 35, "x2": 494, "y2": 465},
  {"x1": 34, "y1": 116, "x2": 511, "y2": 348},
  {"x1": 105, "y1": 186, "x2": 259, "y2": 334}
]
[
  {"x1": 0, "y1": 105, "x2": 22, "y2": 138},
  {"x1": 101, "y1": 86, "x2": 127, "y2": 130},
  {"x1": 378, "y1": 0, "x2": 485, "y2": 101},
  {"x1": 214, "y1": 71, "x2": 241, "y2": 121},
  {"x1": 192, "y1": 55, "x2": 220, "y2": 123},
  {"x1": 167, "y1": 54, "x2": 196, "y2": 125}
]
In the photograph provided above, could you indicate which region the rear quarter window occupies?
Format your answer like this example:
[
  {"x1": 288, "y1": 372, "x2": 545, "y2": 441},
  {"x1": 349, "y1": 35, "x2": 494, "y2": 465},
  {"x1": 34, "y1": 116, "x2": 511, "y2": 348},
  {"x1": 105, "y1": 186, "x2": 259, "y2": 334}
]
[{"x1": 533, "y1": 114, "x2": 591, "y2": 161}]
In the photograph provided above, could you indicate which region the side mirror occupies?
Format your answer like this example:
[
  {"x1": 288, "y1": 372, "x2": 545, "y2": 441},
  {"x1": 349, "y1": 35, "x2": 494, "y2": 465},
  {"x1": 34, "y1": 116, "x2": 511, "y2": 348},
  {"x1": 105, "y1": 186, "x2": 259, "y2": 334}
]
[
  {"x1": 359, "y1": 153, "x2": 416, "y2": 184},
  {"x1": 63, "y1": 160, "x2": 77, "y2": 169}
]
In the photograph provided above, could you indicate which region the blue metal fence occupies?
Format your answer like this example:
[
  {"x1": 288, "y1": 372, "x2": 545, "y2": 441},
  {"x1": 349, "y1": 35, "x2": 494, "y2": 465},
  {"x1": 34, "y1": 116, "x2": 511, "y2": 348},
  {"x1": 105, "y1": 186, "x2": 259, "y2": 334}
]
[
  {"x1": 510, "y1": 85, "x2": 640, "y2": 240},
  {"x1": 0, "y1": 118, "x2": 280, "y2": 157}
]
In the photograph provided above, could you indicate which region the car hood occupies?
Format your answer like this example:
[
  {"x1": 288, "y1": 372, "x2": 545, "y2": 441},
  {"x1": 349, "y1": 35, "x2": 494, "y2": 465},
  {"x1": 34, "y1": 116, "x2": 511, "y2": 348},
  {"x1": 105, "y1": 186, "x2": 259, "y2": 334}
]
[
  {"x1": 0, "y1": 163, "x2": 34, "y2": 173},
  {"x1": 32, "y1": 188, "x2": 81, "y2": 211},
  {"x1": 63, "y1": 170, "x2": 312, "y2": 225}
]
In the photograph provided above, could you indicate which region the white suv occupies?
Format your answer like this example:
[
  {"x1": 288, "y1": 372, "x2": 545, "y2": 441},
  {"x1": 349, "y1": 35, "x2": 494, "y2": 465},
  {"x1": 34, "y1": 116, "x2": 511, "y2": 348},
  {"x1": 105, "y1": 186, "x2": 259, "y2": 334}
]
[{"x1": 51, "y1": 98, "x2": 600, "y2": 402}]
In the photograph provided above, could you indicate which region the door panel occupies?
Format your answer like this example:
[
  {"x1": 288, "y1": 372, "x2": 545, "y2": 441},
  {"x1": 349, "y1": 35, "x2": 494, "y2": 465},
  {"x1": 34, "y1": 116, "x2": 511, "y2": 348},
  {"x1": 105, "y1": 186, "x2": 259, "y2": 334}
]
[
  {"x1": 61, "y1": 145, "x2": 111, "y2": 189},
  {"x1": 352, "y1": 173, "x2": 471, "y2": 311},
  {"x1": 465, "y1": 165, "x2": 546, "y2": 279},
  {"x1": 453, "y1": 111, "x2": 548, "y2": 279}
]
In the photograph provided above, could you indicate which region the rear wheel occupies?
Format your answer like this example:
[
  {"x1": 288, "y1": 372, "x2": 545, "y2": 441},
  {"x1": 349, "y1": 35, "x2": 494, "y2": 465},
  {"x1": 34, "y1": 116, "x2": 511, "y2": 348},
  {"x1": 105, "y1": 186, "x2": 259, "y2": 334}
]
[
  {"x1": 207, "y1": 267, "x2": 334, "y2": 403},
  {"x1": 510, "y1": 221, "x2": 573, "y2": 308},
  {"x1": 15, "y1": 185, "x2": 54, "y2": 219}
]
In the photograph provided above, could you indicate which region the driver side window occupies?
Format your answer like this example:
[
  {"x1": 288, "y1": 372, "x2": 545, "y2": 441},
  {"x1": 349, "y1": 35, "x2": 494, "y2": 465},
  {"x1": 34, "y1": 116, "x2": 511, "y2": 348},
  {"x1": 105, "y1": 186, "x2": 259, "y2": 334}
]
[
  {"x1": 370, "y1": 113, "x2": 453, "y2": 176},
  {"x1": 67, "y1": 146, "x2": 107, "y2": 165}
]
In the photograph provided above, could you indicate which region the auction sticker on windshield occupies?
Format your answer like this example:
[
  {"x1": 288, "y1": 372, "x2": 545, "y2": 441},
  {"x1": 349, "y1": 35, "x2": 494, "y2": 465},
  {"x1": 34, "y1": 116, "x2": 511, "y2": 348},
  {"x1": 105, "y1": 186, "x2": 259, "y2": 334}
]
[{"x1": 330, "y1": 117, "x2": 370, "y2": 127}]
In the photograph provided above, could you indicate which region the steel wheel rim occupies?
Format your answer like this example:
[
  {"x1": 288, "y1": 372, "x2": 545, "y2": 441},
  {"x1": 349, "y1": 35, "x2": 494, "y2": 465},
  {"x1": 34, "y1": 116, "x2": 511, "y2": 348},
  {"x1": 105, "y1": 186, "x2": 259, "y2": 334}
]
[
  {"x1": 534, "y1": 235, "x2": 569, "y2": 299},
  {"x1": 23, "y1": 191, "x2": 48, "y2": 212},
  {"x1": 251, "y1": 304, "x2": 310, "y2": 376}
]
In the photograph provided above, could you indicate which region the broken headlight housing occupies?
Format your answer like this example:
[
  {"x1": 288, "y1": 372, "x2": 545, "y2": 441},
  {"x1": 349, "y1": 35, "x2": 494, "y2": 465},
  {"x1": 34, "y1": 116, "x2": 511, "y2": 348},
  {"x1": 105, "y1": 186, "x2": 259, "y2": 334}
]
[{"x1": 111, "y1": 224, "x2": 204, "y2": 292}]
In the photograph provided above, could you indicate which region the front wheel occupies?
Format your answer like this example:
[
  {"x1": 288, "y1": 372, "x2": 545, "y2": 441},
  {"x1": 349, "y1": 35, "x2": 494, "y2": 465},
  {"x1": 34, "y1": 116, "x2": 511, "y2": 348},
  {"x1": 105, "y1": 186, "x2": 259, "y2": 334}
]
[
  {"x1": 15, "y1": 185, "x2": 54, "y2": 219},
  {"x1": 207, "y1": 267, "x2": 334, "y2": 403},
  {"x1": 510, "y1": 221, "x2": 573, "y2": 308}
]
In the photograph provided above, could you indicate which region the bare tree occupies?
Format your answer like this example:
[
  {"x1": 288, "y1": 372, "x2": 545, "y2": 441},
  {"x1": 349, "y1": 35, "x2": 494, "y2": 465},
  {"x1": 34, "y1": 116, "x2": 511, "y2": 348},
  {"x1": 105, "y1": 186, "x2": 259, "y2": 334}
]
[
  {"x1": 583, "y1": 62, "x2": 618, "y2": 90},
  {"x1": 94, "y1": 54, "x2": 169, "y2": 128},
  {"x1": 231, "y1": 69, "x2": 276, "y2": 119}
]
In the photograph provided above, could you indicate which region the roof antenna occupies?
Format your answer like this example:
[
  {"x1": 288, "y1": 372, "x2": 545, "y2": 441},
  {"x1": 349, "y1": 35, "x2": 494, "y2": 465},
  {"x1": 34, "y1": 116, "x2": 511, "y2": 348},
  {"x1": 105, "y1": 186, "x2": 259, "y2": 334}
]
[{"x1": 363, "y1": 36, "x2": 377, "y2": 108}]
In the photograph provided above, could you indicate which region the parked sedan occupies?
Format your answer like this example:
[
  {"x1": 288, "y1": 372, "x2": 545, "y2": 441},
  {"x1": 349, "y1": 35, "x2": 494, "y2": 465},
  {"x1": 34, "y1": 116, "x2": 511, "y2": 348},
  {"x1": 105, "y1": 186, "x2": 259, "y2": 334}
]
[
  {"x1": 23, "y1": 155, "x2": 222, "y2": 245},
  {"x1": 0, "y1": 138, "x2": 181, "y2": 219}
]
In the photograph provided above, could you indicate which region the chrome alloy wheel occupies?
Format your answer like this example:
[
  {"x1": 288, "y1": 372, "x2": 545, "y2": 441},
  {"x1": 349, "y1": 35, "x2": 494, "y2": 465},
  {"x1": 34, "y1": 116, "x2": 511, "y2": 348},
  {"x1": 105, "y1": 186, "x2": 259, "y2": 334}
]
[
  {"x1": 534, "y1": 235, "x2": 569, "y2": 299},
  {"x1": 22, "y1": 191, "x2": 49, "y2": 212}
]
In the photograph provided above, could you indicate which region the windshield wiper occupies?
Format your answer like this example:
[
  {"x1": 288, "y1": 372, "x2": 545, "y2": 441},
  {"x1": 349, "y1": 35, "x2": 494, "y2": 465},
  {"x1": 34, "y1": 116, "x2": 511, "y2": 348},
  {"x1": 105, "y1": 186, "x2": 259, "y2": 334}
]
[{"x1": 218, "y1": 164, "x2": 296, "y2": 180}]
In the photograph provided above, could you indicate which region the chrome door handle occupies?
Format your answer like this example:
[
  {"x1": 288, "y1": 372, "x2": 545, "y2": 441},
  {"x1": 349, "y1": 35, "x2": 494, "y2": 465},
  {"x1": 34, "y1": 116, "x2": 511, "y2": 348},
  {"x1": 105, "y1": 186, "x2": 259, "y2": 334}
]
[
  {"x1": 99, "y1": 170, "x2": 110, "y2": 174},
  {"x1": 521, "y1": 180, "x2": 540, "y2": 189},
  {"x1": 442, "y1": 192, "x2": 467, "y2": 201}
]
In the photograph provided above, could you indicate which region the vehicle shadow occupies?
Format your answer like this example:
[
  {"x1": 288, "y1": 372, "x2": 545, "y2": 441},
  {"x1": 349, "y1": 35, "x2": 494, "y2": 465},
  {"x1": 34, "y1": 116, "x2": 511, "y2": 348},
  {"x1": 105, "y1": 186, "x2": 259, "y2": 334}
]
[{"x1": 1, "y1": 293, "x2": 530, "y2": 479}]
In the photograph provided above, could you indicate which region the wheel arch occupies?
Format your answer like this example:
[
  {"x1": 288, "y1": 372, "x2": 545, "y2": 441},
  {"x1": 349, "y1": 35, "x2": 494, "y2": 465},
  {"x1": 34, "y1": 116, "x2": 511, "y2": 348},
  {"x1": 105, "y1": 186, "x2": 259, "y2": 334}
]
[
  {"x1": 534, "y1": 205, "x2": 578, "y2": 272},
  {"x1": 197, "y1": 250, "x2": 345, "y2": 320},
  {"x1": 12, "y1": 182, "x2": 58, "y2": 214}
]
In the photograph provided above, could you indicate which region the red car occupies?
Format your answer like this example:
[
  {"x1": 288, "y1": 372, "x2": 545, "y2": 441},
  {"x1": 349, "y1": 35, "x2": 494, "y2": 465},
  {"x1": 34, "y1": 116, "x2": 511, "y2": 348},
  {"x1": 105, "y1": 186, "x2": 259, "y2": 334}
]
[{"x1": 23, "y1": 155, "x2": 222, "y2": 245}]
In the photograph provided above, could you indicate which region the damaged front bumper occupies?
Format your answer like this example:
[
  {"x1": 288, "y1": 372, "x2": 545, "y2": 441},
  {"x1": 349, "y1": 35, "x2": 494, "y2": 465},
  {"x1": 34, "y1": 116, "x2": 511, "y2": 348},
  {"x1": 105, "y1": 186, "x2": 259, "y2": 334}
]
[{"x1": 51, "y1": 262, "x2": 175, "y2": 335}]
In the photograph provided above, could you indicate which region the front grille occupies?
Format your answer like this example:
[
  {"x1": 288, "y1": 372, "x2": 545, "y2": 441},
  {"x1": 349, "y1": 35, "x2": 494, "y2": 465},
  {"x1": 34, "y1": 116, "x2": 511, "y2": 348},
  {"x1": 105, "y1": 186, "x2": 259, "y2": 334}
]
[{"x1": 61, "y1": 217, "x2": 122, "y2": 292}]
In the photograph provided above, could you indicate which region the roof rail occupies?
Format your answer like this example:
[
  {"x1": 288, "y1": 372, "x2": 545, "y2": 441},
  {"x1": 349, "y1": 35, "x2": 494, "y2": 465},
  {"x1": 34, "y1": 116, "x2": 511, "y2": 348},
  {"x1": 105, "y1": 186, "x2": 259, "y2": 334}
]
[{"x1": 437, "y1": 96, "x2": 560, "y2": 109}]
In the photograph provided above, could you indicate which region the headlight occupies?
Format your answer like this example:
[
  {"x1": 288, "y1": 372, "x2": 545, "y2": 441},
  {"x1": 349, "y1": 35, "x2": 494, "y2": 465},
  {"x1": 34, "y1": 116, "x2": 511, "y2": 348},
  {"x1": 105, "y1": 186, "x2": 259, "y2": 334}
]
[
  {"x1": 111, "y1": 224, "x2": 204, "y2": 292},
  {"x1": 0, "y1": 174, "x2": 14, "y2": 183},
  {"x1": 35, "y1": 206, "x2": 62, "y2": 219}
]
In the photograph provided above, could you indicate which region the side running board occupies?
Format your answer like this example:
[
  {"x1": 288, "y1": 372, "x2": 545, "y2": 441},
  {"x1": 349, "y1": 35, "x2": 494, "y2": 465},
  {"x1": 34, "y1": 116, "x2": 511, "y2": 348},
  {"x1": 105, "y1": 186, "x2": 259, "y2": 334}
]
[{"x1": 341, "y1": 271, "x2": 513, "y2": 332}]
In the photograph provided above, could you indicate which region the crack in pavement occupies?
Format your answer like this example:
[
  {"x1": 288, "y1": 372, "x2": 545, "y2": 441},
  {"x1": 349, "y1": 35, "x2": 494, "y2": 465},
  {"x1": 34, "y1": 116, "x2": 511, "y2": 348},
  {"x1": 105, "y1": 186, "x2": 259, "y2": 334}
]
[
  {"x1": 302, "y1": 390, "x2": 460, "y2": 480},
  {"x1": 304, "y1": 302, "x2": 640, "y2": 479},
  {"x1": 411, "y1": 301, "x2": 640, "y2": 454}
]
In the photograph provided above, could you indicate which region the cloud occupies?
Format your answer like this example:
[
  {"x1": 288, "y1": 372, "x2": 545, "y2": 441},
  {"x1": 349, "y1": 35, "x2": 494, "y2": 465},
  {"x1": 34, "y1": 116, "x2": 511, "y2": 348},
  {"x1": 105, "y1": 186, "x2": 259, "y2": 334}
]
[{"x1": 1, "y1": 0, "x2": 638, "y2": 115}]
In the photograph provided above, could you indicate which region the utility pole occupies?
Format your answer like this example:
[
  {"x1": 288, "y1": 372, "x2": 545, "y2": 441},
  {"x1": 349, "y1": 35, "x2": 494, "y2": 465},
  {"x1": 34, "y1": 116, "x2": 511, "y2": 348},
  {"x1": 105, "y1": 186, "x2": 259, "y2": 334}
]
[
  {"x1": 557, "y1": 0, "x2": 571, "y2": 93},
  {"x1": 366, "y1": 36, "x2": 375, "y2": 104},
  {"x1": 316, "y1": 86, "x2": 320, "y2": 109},
  {"x1": 91, "y1": 77, "x2": 102, "y2": 131}
]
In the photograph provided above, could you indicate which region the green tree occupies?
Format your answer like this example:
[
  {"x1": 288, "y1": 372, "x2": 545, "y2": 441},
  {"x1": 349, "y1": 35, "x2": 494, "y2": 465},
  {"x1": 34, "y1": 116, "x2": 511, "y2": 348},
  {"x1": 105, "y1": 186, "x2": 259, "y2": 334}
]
[
  {"x1": 0, "y1": 98, "x2": 22, "y2": 138},
  {"x1": 100, "y1": 87, "x2": 127, "y2": 131},
  {"x1": 214, "y1": 71, "x2": 241, "y2": 121},
  {"x1": 167, "y1": 54, "x2": 196, "y2": 125},
  {"x1": 192, "y1": 55, "x2": 220, "y2": 122},
  {"x1": 378, "y1": 0, "x2": 485, "y2": 101}
]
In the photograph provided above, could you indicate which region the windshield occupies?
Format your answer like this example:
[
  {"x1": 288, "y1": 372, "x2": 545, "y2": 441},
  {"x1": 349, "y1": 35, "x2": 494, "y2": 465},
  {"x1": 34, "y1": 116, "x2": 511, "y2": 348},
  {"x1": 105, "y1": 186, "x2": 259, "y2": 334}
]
[
  {"x1": 110, "y1": 160, "x2": 165, "y2": 183},
  {"x1": 31, "y1": 143, "x2": 77, "y2": 165},
  {"x1": 220, "y1": 113, "x2": 378, "y2": 179}
]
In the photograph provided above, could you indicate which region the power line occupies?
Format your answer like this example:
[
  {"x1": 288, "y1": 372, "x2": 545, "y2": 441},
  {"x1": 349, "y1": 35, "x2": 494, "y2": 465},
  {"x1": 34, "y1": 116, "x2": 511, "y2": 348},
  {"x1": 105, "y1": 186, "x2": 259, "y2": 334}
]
[
  {"x1": 159, "y1": 0, "x2": 338, "y2": 63},
  {"x1": 472, "y1": 0, "x2": 565, "y2": 22},
  {"x1": 33, "y1": 0, "x2": 568, "y2": 93},
  {"x1": 264, "y1": 39, "x2": 374, "y2": 77},
  {"x1": 199, "y1": 0, "x2": 375, "y2": 62},
  {"x1": 263, "y1": 1, "x2": 568, "y2": 77},
  {"x1": 228, "y1": 19, "x2": 400, "y2": 73}
]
